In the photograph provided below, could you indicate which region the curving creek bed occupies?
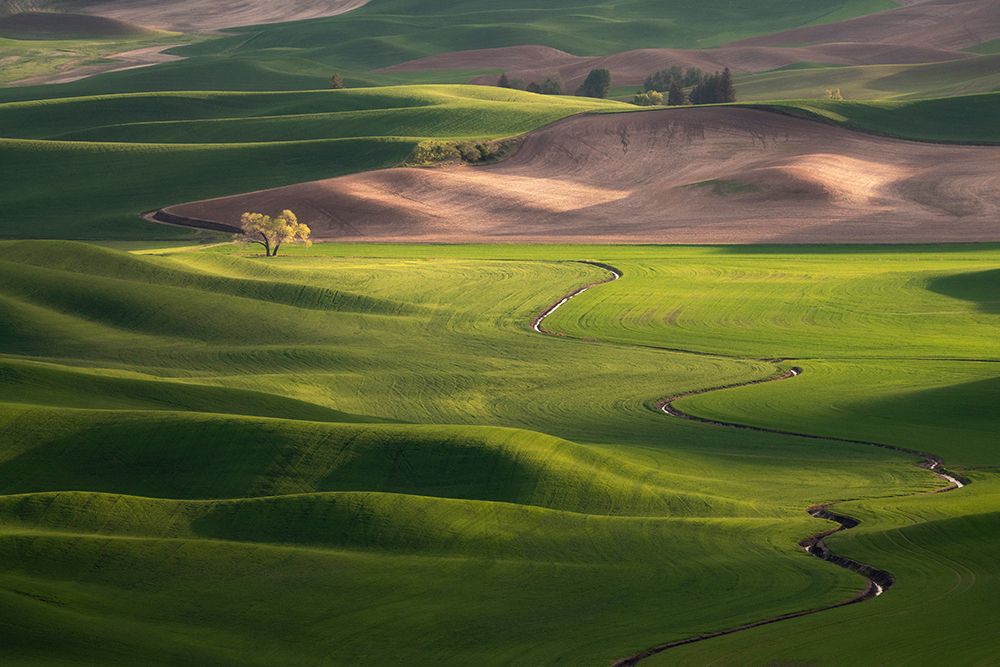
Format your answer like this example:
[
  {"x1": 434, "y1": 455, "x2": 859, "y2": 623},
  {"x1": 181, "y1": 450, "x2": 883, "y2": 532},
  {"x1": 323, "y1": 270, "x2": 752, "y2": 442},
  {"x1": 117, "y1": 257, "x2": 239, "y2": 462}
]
[{"x1": 531, "y1": 261, "x2": 967, "y2": 665}]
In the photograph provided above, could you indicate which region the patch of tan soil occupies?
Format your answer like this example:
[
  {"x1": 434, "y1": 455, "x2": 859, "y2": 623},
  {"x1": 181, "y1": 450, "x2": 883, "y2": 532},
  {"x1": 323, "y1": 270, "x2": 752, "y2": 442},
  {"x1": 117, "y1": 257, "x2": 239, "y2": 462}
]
[
  {"x1": 161, "y1": 107, "x2": 1000, "y2": 244},
  {"x1": 9, "y1": 43, "x2": 183, "y2": 86}
]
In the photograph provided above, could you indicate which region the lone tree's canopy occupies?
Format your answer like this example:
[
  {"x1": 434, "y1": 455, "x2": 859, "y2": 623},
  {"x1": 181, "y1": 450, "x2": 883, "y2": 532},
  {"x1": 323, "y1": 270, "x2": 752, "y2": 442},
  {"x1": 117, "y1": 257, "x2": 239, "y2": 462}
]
[{"x1": 240, "y1": 210, "x2": 311, "y2": 256}]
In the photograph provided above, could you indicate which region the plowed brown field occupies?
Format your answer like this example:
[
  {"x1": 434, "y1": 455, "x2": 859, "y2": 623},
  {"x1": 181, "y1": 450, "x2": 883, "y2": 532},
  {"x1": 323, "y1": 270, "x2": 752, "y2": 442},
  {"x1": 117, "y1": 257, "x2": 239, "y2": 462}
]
[{"x1": 162, "y1": 108, "x2": 1000, "y2": 244}]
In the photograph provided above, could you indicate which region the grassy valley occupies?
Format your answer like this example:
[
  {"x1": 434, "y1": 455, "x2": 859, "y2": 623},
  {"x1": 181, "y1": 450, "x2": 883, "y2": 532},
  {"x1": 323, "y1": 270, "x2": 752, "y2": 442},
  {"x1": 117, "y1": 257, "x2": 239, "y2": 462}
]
[{"x1": 3, "y1": 241, "x2": 996, "y2": 664}]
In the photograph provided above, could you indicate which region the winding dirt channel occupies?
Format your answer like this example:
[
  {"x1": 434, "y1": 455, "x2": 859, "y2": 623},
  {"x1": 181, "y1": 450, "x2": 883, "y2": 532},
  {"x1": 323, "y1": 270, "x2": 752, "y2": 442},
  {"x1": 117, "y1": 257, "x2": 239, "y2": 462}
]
[{"x1": 532, "y1": 261, "x2": 967, "y2": 665}]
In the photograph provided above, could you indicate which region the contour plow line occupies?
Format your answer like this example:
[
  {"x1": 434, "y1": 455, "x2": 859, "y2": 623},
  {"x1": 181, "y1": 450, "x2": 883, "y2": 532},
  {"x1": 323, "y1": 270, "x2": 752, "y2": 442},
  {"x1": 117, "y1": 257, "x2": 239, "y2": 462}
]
[{"x1": 530, "y1": 260, "x2": 968, "y2": 666}]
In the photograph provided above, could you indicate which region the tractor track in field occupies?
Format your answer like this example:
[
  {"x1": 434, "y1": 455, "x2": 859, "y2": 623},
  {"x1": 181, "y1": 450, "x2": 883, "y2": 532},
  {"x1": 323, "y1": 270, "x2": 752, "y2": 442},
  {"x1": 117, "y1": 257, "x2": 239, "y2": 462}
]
[{"x1": 532, "y1": 260, "x2": 967, "y2": 665}]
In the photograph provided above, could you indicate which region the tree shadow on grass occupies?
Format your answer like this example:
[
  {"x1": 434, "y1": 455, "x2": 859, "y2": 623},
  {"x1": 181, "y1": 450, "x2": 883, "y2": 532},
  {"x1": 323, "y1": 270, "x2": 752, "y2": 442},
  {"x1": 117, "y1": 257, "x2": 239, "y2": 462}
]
[
  {"x1": 858, "y1": 375, "x2": 1000, "y2": 428},
  {"x1": 926, "y1": 269, "x2": 1000, "y2": 314}
]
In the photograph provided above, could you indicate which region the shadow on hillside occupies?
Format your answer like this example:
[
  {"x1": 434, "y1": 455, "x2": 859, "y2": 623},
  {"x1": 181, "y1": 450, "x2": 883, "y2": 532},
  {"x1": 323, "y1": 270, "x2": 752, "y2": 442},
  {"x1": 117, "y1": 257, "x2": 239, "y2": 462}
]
[
  {"x1": 867, "y1": 375, "x2": 1000, "y2": 421},
  {"x1": 927, "y1": 269, "x2": 1000, "y2": 314},
  {"x1": 719, "y1": 243, "x2": 1000, "y2": 255}
]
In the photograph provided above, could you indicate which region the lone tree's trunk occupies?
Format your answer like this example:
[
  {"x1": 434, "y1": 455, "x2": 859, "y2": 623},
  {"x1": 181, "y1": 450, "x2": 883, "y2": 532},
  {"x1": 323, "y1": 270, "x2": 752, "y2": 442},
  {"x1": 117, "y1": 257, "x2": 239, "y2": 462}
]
[
  {"x1": 272, "y1": 241, "x2": 282, "y2": 257},
  {"x1": 259, "y1": 232, "x2": 272, "y2": 256}
]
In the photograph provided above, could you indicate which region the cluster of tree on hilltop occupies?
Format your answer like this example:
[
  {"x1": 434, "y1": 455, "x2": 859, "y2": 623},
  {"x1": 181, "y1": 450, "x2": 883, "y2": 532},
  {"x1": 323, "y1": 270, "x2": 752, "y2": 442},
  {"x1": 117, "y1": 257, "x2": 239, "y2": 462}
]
[
  {"x1": 634, "y1": 66, "x2": 735, "y2": 106},
  {"x1": 496, "y1": 64, "x2": 734, "y2": 106},
  {"x1": 498, "y1": 68, "x2": 612, "y2": 99},
  {"x1": 498, "y1": 71, "x2": 565, "y2": 95},
  {"x1": 643, "y1": 65, "x2": 705, "y2": 92}
]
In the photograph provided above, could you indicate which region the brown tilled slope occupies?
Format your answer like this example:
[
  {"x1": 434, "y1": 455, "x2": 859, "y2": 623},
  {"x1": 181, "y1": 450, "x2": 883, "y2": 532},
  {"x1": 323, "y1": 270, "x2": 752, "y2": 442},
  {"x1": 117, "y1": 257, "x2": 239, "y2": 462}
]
[
  {"x1": 161, "y1": 108, "x2": 1000, "y2": 244},
  {"x1": 52, "y1": 0, "x2": 369, "y2": 31},
  {"x1": 732, "y1": 0, "x2": 1000, "y2": 51},
  {"x1": 0, "y1": 11, "x2": 154, "y2": 38}
]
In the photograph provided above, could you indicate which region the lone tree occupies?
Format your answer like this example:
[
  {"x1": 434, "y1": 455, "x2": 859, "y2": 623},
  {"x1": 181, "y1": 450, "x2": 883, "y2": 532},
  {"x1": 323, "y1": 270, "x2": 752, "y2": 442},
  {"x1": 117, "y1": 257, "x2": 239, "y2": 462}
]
[
  {"x1": 329, "y1": 73, "x2": 345, "y2": 89},
  {"x1": 497, "y1": 72, "x2": 511, "y2": 88},
  {"x1": 576, "y1": 68, "x2": 611, "y2": 99},
  {"x1": 240, "y1": 210, "x2": 311, "y2": 257}
]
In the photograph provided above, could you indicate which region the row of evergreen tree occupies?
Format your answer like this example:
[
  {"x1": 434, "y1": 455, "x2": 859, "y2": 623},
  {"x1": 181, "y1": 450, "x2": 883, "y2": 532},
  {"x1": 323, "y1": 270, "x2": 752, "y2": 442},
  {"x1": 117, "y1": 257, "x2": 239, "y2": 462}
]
[
  {"x1": 497, "y1": 68, "x2": 612, "y2": 99},
  {"x1": 638, "y1": 66, "x2": 736, "y2": 105},
  {"x1": 497, "y1": 65, "x2": 735, "y2": 105}
]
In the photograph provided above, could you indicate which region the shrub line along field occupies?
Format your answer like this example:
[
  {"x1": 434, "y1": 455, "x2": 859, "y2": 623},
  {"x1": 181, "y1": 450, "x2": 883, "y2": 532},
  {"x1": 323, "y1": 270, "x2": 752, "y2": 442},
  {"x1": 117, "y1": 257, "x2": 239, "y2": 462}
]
[{"x1": 530, "y1": 258, "x2": 968, "y2": 663}]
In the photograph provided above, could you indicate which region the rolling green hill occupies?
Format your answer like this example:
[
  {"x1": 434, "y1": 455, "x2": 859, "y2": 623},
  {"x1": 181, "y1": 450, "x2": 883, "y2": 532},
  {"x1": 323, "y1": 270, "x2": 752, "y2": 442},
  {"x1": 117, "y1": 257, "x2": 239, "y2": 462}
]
[
  {"x1": 3, "y1": 83, "x2": 997, "y2": 241},
  {"x1": 0, "y1": 240, "x2": 996, "y2": 664},
  {"x1": 2, "y1": 0, "x2": 998, "y2": 663},
  {"x1": 0, "y1": 0, "x2": 896, "y2": 100},
  {"x1": 735, "y1": 54, "x2": 1000, "y2": 102},
  {"x1": 756, "y1": 92, "x2": 1000, "y2": 143},
  {"x1": 0, "y1": 86, "x2": 627, "y2": 239}
]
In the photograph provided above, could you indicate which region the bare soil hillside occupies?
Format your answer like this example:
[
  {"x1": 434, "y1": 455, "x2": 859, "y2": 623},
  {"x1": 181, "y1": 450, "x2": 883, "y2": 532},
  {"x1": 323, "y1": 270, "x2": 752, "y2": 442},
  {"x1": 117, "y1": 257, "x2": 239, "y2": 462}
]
[
  {"x1": 733, "y1": 0, "x2": 1000, "y2": 51},
  {"x1": 36, "y1": 0, "x2": 369, "y2": 31},
  {"x1": 160, "y1": 108, "x2": 1000, "y2": 244},
  {"x1": 0, "y1": 10, "x2": 153, "y2": 38}
]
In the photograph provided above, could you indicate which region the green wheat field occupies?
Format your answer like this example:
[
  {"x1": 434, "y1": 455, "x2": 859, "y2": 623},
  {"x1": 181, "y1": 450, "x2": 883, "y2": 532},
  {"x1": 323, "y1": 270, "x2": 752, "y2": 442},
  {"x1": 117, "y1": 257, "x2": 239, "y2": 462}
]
[{"x1": 1, "y1": 0, "x2": 998, "y2": 663}]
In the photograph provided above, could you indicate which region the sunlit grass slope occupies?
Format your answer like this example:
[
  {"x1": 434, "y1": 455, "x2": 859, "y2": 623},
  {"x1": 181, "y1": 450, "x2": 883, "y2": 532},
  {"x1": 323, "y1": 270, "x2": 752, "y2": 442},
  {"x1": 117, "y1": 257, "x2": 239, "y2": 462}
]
[
  {"x1": 0, "y1": 85, "x2": 627, "y2": 239},
  {"x1": 542, "y1": 244, "x2": 1000, "y2": 359},
  {"x1": 0, "y1": 32, "x2": 182, "y2": 86},
  {"x1": 0, "y1": 239, "x2": 944, "y2": 665},
  {"x1": 736, "y1": 54, "x2": 1000, "y2": 103},
  {"x1": 0, "y1": 240, "x2": 997, "y2": 664},
  {"x1": 518, "y1": 241, "x2": 998, "y2": 663},
  {"x1": 496, "y1": 241, "x2": 1000, "y2": 665},
  {"x1": 758, "y1": 92, "x2": 1000, "y2": 143}
]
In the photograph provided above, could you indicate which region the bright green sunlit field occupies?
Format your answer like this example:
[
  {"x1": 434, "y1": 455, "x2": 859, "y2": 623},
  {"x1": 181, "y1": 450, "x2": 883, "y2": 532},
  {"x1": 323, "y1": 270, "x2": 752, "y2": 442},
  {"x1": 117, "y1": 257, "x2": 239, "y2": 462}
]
[{"x1": 1, "y1": 240, "x2": 997, "y2": 665}]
